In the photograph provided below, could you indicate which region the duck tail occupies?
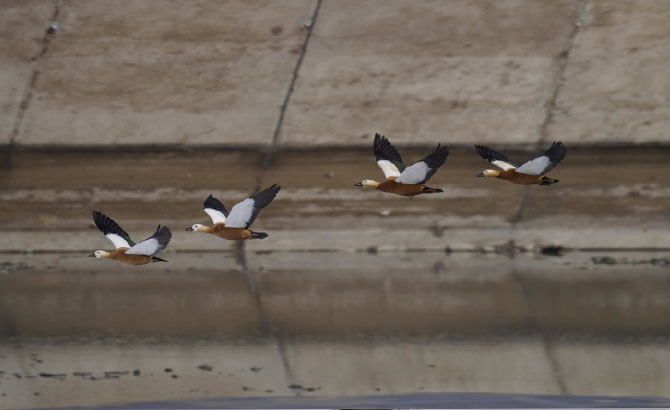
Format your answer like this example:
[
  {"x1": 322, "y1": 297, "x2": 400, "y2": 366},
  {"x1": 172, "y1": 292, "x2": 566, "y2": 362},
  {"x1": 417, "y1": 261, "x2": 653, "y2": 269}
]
[
  {"x1": 151, "y1": 256, "x2": 169, "y2": 263},
  {"x1": 540, "y1": 177, "x2": 559, "y2": 186},
  {"x1": 250, "y1": 231, "x2": 268, "y2": 240},
  {"x1": 422, "y1": 186, "x2": 444, "y2": 194}
]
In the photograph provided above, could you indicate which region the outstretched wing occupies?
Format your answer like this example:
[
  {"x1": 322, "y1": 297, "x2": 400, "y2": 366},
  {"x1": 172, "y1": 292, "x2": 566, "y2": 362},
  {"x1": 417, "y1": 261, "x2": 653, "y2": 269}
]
[
  {"x1": 225, "y1": 184, "x2": 281, "y2": 229},
  {"x1": 516, "y1": 141, "x2": 567, "y2": 176},
  {"x1": 92, "y1": 210, "x2": 135, "y2": 249},
  {"x1": 475, "y1": 145, "x2": 518, "y2": 171},
  {"x1": 374, "y1": 133, "x2": 405, "y2": 179},
  {"x1": 396, "y1": 144, "x2": 449, "y2": 184},
  {"x1": 126, "y1": 225, "x2": 172, "y2": 256},
  {"x1": 203, "y1": 194, "x2": 228, "y2": 224}
]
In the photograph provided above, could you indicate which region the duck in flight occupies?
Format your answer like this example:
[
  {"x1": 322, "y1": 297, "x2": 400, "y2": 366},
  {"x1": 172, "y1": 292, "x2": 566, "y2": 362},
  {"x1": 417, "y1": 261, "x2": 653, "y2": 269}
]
[
  {"x1": 186, "y1": 184, "x2": 281, "y2": 240},
  {"x1": 355, "y1": 133, "x2": 449, "y2": 196},
  {"x1": 475, "y1": 142, "x2": 566, "y2": 185},
  {"x1": 90, "y1": 210, "x2": 171, "y2": 265}
]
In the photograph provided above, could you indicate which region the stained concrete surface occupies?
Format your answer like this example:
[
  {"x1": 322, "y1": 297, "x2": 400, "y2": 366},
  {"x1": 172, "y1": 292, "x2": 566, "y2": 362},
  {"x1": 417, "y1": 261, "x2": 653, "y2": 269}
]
[
  {"x1": 17, "y1": 0, "x2": 317, "y2": 146},
  {"x1": 0, "y1": 0, "x2": 55, "y2": 145},
  {"x1": 548, "y1": 0, "x2": 670, "y2": 145},
  {"x1": 2, "y1": 1, "x2": 670, "y2": 147}
]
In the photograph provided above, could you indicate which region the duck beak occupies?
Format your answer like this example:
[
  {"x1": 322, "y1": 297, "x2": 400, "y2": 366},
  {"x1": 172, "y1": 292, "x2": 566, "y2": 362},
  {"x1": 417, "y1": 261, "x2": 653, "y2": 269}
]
[
  {"x1": 354, "y1": 182, "x2": 363, "y2": 187},
  {"x1": 88, "y1": 253, "x2": 95, "y2": 257},
  {"x1": 185, "y1": 227, "x2": 193, "y2": 231},
  {"x1": 476, "y1": 173, "x2": 484, "y2": 177}
]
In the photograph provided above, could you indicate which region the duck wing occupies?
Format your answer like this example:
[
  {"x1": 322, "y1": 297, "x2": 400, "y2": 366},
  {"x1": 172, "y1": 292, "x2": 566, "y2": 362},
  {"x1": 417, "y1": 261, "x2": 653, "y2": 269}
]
[
  {"x1": 224, "y1": 184, "x2": 281, "y2": 229},
  {"x1": 374, "y1": 133, "x2": 405, "y2": 179},
  {"x1": 475, "y1": 145, "x2": 518, "y2": 171},
  {"x1": 126, "y1": 225, "x2": 172, "y2": 256},
  {"x1": 92, "y1": 210, "x2": 135, "y2": 249},
  {"x1": 396, "y1": 143, "x2": 449, "y2": 184},
  {"x1": 516, "y1": 142, "x2": 566, "y2": 175},
  {"x1": 203, "y1": 194, "x2": 228, "y2": 224}
]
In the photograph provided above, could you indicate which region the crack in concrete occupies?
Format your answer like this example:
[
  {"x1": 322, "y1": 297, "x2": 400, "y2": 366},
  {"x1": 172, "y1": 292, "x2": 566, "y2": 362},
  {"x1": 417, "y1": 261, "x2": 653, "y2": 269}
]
[
  {"x1": 260, "y1": 0, "x2": 323, "y2": 172},
  {"x1": 239, "y1": 8, "x2": 326, "y2": 380},
  {"x1": 232, "y1": 0, "x2": 325, "y2": 378},
  {"x1": 538, "y1": 0, "x2": 586, "y2": 146},
  {"x1": 3, "y1": 0, "x2": 61, "y2": 170},
  {"x1": 231, "y1": 0, "x2": 325, "y2": 374},
  {"x1": 512, "y1": 0, "x2": 586, "y2": 230}
]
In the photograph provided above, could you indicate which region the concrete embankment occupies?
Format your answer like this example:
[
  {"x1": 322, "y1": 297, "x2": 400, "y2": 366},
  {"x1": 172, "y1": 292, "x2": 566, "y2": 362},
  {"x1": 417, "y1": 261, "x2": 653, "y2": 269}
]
[{"x1": 1, "y1": 147, "x2": 669, "y2": 253}]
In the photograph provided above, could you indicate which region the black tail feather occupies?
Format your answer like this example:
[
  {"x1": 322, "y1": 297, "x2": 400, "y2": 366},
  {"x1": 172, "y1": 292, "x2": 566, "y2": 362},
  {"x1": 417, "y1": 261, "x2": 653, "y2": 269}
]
[
  {"x1": 250, "y1": 231, "x2": 268, "y2": 240},
  {"x1": 540, "y1": 177, "x2": 559, "y2": 186},
  {"x1": 152, "y1": 256, "x2": 169, "y2": 262}
]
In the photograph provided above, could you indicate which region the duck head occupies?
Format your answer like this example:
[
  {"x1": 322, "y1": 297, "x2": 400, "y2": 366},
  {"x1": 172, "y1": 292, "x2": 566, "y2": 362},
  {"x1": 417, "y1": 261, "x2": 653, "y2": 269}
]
[
  {"x1": 89, "y1": 250, "x2": 110, "y2": 258},
  {"x1": 354, "y1": 179, "x2": 380, "y2": 188},
  {"x1": 477, "y1": 169, "x2": 501, "y2": 178},
  {"x1": 186, "y1": 223, "x2": 206, "y2": 232}
]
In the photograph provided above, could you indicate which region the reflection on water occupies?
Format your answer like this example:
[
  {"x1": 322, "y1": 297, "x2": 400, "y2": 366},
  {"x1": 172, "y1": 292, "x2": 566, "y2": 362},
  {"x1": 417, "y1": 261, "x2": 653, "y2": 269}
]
[{"x1": 1, "y1": 251, "x2": 670, "y2": 408}]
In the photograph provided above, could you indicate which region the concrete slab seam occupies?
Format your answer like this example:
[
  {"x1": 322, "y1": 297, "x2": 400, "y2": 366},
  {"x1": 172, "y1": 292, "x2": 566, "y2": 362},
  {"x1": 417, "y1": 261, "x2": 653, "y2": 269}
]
[
  {"x1": 4, "y1": 0, "x2": 61, "y2": 168},
  {"x1": 513, "y1": 0, "x2": 587, "y2": 230},
  {"x1": 262, "y1": 0, "x2": 324, "y2": 169},
  {"x1": 537, "y1": 0, "x2": 587, "y2": 147}
]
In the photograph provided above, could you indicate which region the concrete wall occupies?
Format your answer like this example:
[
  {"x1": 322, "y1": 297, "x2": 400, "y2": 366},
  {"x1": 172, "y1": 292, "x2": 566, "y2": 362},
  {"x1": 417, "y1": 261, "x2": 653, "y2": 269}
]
[{"x1": 2, "y1": 0, "x2": 669, "y2": 148}]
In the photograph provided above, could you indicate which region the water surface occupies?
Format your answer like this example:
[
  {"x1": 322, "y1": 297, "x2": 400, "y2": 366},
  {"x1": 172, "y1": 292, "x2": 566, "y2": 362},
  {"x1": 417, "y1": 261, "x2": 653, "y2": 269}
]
[{"x1": 1, "y1": 251, "x2": 670, "y2": 408}]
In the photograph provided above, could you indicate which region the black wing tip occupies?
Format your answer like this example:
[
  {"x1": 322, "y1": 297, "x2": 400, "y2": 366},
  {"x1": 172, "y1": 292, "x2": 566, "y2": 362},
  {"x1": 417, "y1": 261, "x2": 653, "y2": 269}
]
[
  {"x1": 546, "y1": 141, "x2": 567, "y2": 162},
  {"x1": 153, "y1": 224, "x2": 172, "y2": 246},
  {"x1": 262, "y1": 184, "x2": 281, "y2": 195},
  {"x1": 92, "y1": 210, "x2": 125, "y2": 236},
  {"x1": 204, "y1": 194, "x2": 227, "y2": 214},
  {"x1": 423, "y1": 143, "x2": 450, "y2": 169},
  {"x1": 434, "y1": 143, "x2": 450, "y2": 155},
  {"x1": 92, "y1": 209, "x2": 105, "y2": 222},
  {"x1": 474, "y1": 144, "x2": 513, "y2": 165},
  {"x1": 373, "y1": 133, "x2": 390, "y2": 153},
  {"x1": 373, "y1": 133, "x2": 404, "y2": 165},
  {"x1": 474, "y1": 144, "x2": 490, "y2": 158}
]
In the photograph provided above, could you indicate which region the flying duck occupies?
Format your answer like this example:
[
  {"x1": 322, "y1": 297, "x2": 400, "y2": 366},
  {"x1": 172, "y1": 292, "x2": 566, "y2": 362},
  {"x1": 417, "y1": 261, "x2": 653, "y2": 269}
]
[
  {"x1": 90, "y1": 210, "x2": 172, "y2": 265},
  {"x1": 355, "y1": 133, "x2": 449, "y2": 196},
  {"x1": 186, "y1": 184, "x2": 281, "y2": 240},
  {"x1": 475, "y1": 142, "x2": 566, "y2": 185}
]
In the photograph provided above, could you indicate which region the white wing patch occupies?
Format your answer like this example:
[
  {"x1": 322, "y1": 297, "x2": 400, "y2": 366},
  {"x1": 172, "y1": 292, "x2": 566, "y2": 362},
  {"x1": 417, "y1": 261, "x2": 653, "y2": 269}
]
[
  {"x1": 377, "y1": 160, "x2": 401, "y2": 179},
  {"x1": 204, "y1": 208, "x2": 226, "y2": 224},
  {"x1": 396, "y1": 162, "x2": 429, "y2": 184},
  {"x1": 126, "y1": 238, "x2": 160, "y2": 256},
  {"x1": 106, "y1": 233, "x2": 131, "y2": 250},
  {"x1": 491, "y1": 160, "x2": 517, "y2": 171},
  {"x1": 224, "y1": 198, "x2": 254, "y2": 228},
  {"x1": 516, "y1": 156, "x2": 549, "y2": 175}
]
